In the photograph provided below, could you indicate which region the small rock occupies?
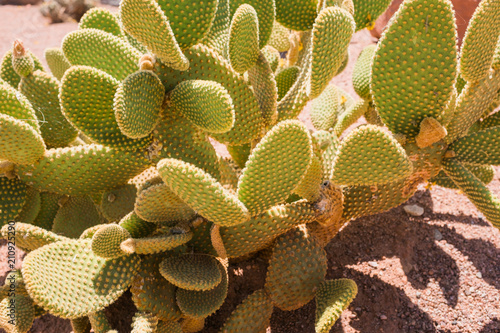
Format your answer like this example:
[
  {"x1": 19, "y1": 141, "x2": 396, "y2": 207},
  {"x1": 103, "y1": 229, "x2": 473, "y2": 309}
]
[
  {"x1": 452, "y1": 320, "x2": 457, "y2": 325},
  {"x1": 476, "y1": 272, "x2": 482, "y2": 279},
  {"x1": 464, "y1": 289, "x2": 471, "y2": 296},
  {"x1": 380, "y1": 315, "x2": 387, "y2": 320},
  {"x1": 433, "y1": 229, "x2": 443, "y2": 241},
  {"x1": 416, "y1": 291, "x2": 422, "y2": 299},
  {"x1": 404, "y1": 204, "x2": 424, "y2": 216},
  {"x1": 368, "y1": 261, "x2": 379, "y2": 268}
]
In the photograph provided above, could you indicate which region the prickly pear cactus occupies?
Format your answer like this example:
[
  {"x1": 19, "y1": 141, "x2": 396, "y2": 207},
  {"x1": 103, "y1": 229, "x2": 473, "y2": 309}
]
[{"x1": 1, "y1": 0, "x2": 498, "y2": 332}]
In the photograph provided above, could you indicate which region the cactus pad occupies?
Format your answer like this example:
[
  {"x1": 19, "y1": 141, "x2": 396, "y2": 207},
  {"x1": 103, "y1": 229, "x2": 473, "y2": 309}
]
[
  {"x1": 52, "y1": 195, "x2": 103, "y2": 238},
  {"x1": 221, "y1": 289, "x2": 273, "y2": 333},
  {"x1": 79, "y1": 8, "x2": 123, "y2": 37},
  {"x1": 91, "y1": 224, "x2": 132, "y2": 258},
  {"x1": 0, "y1": 177, "x2": 26, "y2": 226},
  {"x1": 228, "y1": 4, "x2": 260, "y2": 74},
  {"x1": 450, "y1": 125, "x2": 500, "y2": 166},
  {"x1": 44, "y1": 48, "x2": 71, "y2": 81},
  {"x1": 275, "y1": 0, "x2": 317, "y2": 31},
  {"x1": 352, "y1": 44, "x2": 376, "y2": 99}
]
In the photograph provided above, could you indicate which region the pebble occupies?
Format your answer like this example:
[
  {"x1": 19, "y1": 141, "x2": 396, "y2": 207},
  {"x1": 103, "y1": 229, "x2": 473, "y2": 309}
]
[
  {"x1": 368, "y1": 261, "x2": 378, "y2": 268},
  {"x1": 476, "y1": 272, "x2": 482, "y2": 279},
  {"x1": 380, "y1": 315, "x2": 387, "y2": 320},
  {"x1": 404, "y1": 204, "x2": 424, "y2": 216},
  {"x1": 416, "y1": 291, "x2": 422, "y2": 299},
  {"x1": 433, "y1": 229, "x2": 443, "y2": 241}
]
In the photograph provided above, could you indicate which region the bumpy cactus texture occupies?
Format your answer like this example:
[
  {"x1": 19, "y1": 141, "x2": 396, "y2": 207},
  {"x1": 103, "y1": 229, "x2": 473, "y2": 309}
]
[{"x1": 1, "y1": 0, "x2": 499, "y2": 331}]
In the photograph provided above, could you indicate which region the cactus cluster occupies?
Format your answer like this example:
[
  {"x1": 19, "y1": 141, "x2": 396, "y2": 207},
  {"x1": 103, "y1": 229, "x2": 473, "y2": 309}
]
[{"x1": 1, "y1": 0, "x2": 499, "y2": 332}]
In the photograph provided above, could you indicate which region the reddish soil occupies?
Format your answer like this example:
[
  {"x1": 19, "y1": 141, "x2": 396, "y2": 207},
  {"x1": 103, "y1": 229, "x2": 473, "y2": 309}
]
[{"x1": 0, "y1": 3, "x2": 499, "y2": 333}]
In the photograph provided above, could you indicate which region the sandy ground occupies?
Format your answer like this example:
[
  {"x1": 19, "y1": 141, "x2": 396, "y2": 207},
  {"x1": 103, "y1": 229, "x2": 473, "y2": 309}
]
[{"x1": 0, "y1": 3, "x2": 499, "y2": 333}]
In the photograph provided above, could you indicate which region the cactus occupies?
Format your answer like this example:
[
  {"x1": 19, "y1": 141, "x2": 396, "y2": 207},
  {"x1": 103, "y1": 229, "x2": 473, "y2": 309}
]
[{"x1": 1, "y1": 0, "x2": 499, "y2": 332}]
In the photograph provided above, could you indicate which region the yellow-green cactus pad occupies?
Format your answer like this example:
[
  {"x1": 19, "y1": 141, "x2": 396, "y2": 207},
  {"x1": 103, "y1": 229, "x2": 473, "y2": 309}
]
[
  {"x1": 352, "y1": 0, "x2": 392, "y2": 30},
  {"x1": 159, "y1": 254, "x2": 222, "y2": 291},
  {"x1": 176, "y1": 258, "x2": 228, "y2": 318},
  {"x1": 221, "y1": 289, "x2": 273, "y2": 333},
  {"x1": 479, "y1": 110, "x2": 500, "y2": 130},
  {"x1": 92, "y1": 224, "x2": 132, "y2": 258},
  {"x1": 293, "y1": 154, "x2": 323, "y2": 202},
  {"x1": 157, "y1": 0, "x2": 218, "y2": 49},
  {"x1": 442, "y1": 158, "x2": 500, "y2": 228},
  {"x1": 227, "y1": 144, "x2": 251, "y2": 169},
  {"x1": 30, "y1": 191, "x2": 62, "y2": 230},
  {"x1": 22, "y1": 239, "x2": 140, "y2": 318},
  {"x1": 12, "y1": 41, "x2": 35, "y2": 78},
  {"x1": 131, "y1": 312, "x2": 158, "y2": 333},
  {"x1": 431, "y1": 164, "x2": 495, "y2": 189},
  {"x1": 230, "y1": 0, "x2": 275, "y2": 48},
  {"x1": 114, "y1": 70, "x2": 164, "y2": 139},
  {"x1": 101, "y1": 184, "x2": 137, "y2": 222},
  {"x1": 79, "y1": 8, "x2": 123, "y2": 37},
  {"x1": 262, "y1": 45, "x2": 280, "y2": 72},
  {"x1": 120, "y1": 0, "x2": 189, "y2": 71},
  {"x1": 248, "y1": 52, "x2": 278, "y2": 127},
  {"x1": 15, "y1": 187, "x2": 41, "y2": 224},
  {"x1": 311, "y1": 84, "x2": 341, "y2": 131},
  {"x1": 268, "y1": 21, "x2": 290, "y2": 52},
  {"x1": 315, "y1": 279, "x2": 357, "y2": 333},
  {"x1": 201, "y1": 0, "x2": 230, "y2": 55},
  {"x1": 1, "y1": 50, "x2": 44, "y2": 89},
  {"x1": 332, "y1": 98, "x2": 369, "y2": 137},
  {"x1": 157, "y1": 321, "x2": 183, "y2": 333},
  {"x1": 0, "y1": 294, "x2": 34, "y2": 333},
  {"x1": 459, "y1": 0, "x2": 500, "y2": 82},
  {"x1": 275, "y1": 0, "x2": 317, "y2": 31},
  {"x1": 18, "y1": 144, "x2": 150, "y2": 195},
  {"x1": 1, "y1": 222, "x2": 69, "y2": 252},
  {"x1": 220, "y1": 200, "x2": 316, "y2": 258},
  {"x1": 70, "y1": 317, "x2": 92, "y2": 333},
  {"x1": 121, "y1": 226, "x2": 193, "y2": 255},
  {"x1": 44, "y1": 48, "x2": 71, "y2": 81},
  {"x1": 157, "y1": 158, "x2": 249, "y2": 227},
  {"x1": 0, "y1": 80, "x2": 40, "y2": 133},
  {"x1": 60, "y1": 66, "x2": 152, "y2": 150},
  {"x1": 352, "y1": 44, "x2": 376, "y2": 99},
  {"x1": 450, "y1": 127, "x2": 500, "y2": 166},
  {"x1": 156, "y1": 44, "x2": 264, "y2": 145},
  {"x1": 332, "y1": 125, "x2": 413, "y2": 186},
  {"x1": 19, "y1": 70, "x2": 78, "y2": 148},
  {"x1": 88, "y1": 311, "x2": 112, "y2": 333},
  {"x1": 309, "y1": 7, "x2": 355, "y2": 99},
  {"x1": 313, "y1": 130, "x2": 339, "y2": 180},
  {"x1": 276, "y1": 66, "x2": 300, "y2": 101},
  {"x1": 118, "y1": 212, "x2": 157, "y2": 239},
  {"x1": 62, "y1": 29, "x2": 141, "y2": 81},
  {"x1": 265, "y1": 227, "x2": 327, "y2": 310},
  {"x1": 170, "y1": 80, "x2": 235, "y2": 134},
  {"x1": 52, "y1": 195, "x2": 103, "y2": 238},
  {"x1": 180, "y1": 317, "x2": 204, "y2": 333},
  {"x1": 228, "y1": 4, "x2": 260, "y2": 74},
  {"x1": 0, "y1": 177, "x2": 26, "y2": 226},
  {"x1": 0, "y1": 114, "x2": 45, "y2": 165},
  {"x1": 135, "y1": 183, "x2": 195, "y2": 223},
  {"x1": 219, "y1": 156, "x2": 239, "y2": 190},
  {"x1": 131, "y1": 255, "x2": 182, "y2": 322},
  {"x1": 237, "y1": 120, "x2": 312, "y2": 216},
  {"x1": 371, "y1": 0, "x2": 457, "y2": 137}
]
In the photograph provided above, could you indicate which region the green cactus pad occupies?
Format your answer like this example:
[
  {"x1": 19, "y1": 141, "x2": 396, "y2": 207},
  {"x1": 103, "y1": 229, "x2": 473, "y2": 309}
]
[
  {"x1": 12, "y1": 45, "x2": 35, "y2": 78},
  {"x1": 442, "y1": 159, "x2": 500, "y2": 228},
  {"x1": 450, "y1": 127, "x2": 500, "y2": 165},
  {"x1": 0, "y1": 114, "x2": 45, "y2": 165},
  {"x1": 22, "y1": 239, "x2": 140, "y2": 318},
  {"x1": 15, "y1": 187, "x2": 41, "y2": 224},
  {"x1": 0, "y1": 294, "x2": 35, "y2": 333},
  {"x1": 268, "y1": 21, "x2": 290, "y2": 52},
  {"x1": 157, "y1": 0, "x2": 218, "y2": 49},
  {"x1": 153, "y1": 109, "x2": 221, "y2": 180},
  {"x1": 228, "y1": 4, "x2": 260, "y2": 74},
  {"x1": 459, "y1": 0, "x2": 500, "y2": 82},
  {"x1": 1, "y1": 50, "x2": 44, "y2": 89},
  {"x1": 276, "y1": 66, "x2": 300, "y2": 101},
  {"x1": 131, "y1": 311, "x2": 158, "y2": 333},
  {"x1": 135, "y1": 183, "x2": 195, "y2": 223},
  {"x1": 0, "y1": 80, "x2": 40, "y2": 133},
  {"x1": 157, "y1": 321, "x2": 183, "y2": 333},
  {"x1": 0, "y1": 177, "x2": 26, "y2": 226},
  {"x1": 275, "y1": 0, "x2": 317, "y2": 31},
  {"x1": 101, "y1": 184, "x2": 137, "y2": 222},
  {"x1": 159, "y1": 254, "x2": 222, "y2": 291},
  {"x1": 313, "y1": 130, "x2": 339, "y2": 180},
  {"x1": 131, "y1": 255, "x2": 183, "y2": 322},
  {"x1": 311, "y1": 84, "x2": 341, "y2": 131},
  {"x1": 18, "y1": 144, "x2": 150, "y2": 195},
  {"x1": 91, "y1": 224, "x2": 132, "y2": 258},
  {"x1": 432, "y1": 164, "x2": 495, "y2": 189},
  {"x1": 1, "y1": 222, "x2": 69, "y2": 252},
  {"x1": 293, "y1": 154, "x2": 323, "y2": 202},
  {"x1": 60, "y1": 66, "x2": 152, "y2": 150},
  {"x1": 44, "y1": 48, "x2": 71, "y2": 81},
  {"x1": 70, "y1": 317, "x2": 92, "y2": 333},
  {"x1": 201, "y1": 0, "x2": 230, "y2": 55},
  {"x1": 238, "y1": 120, "x2": 312, "y2": 216},
  {"x1": 371, "y1": 0, "x2": 457, "y2": 137},
  {"x1": 30, "y1": 191, "x2": 63, "y2": 230},
  {"x1": 248, "y1": 52, "x2": 278, "y2": 127},
  {"x1": 332, "y1": 98, "x2": 369, "y2": 137},
  {"x1": 62, "y1": 29, "x2": 141, "y2": 81},
  {"x1": 170, "y1": 80, "x2": 235, "y2": 134},
  {"x1": 265, "y1": 227, "x2": 327, "y2": 311},
  {"x1": 227, "y1": 144, "x2": 251, "y2": 169},
  {"x1": 79, "y1": 8, "x2": 123, "y2": 37},
  {"x1": 121, "y1": 226, "x2": 193, "y2": 255},
  {"x1": 88, "y1": 311, "x2": 112, "y2": 333},
  {"x1": 120, "y1": 0, "x2": 189, "y2": 71},
  {"x1": 353, "y1": 44, "x2": 376, "y2": 99},
  {"x1": 156, "y1": 45, "x2": 264, "y2": 145},
  {"x1": 157, "y1": 158, "x2": 249, "y2": 227},
  {"x1": 52, "y1": 195, "x2": 103, "y2": 238},
  {"x1": 309, "y1": 7, "x2": 355, "y2": 99},
  {"x1": 230, "y1": 0, "x2": 275, "y2": 48},
  {"x1": 19, "y1": 70, "x2": 78, "y2": 148},
  {"x1": 176, "y1": 258, "x2": 228, "y2": 318},
  {"x1": 114, "y1": 70, "x2": 164, "y2": 139},
  {"x1": 219, "y1": 200, "x2": 315, "y2": 258},
  {"x1": 221, "y1": 289, "x2": 273, "y2": 333},
  {"x1": 352, "y1": 0, "x2": 392, "y2": 31},
  {"x1": 332, "y1": 125, "x2": 413, "y2": 186},
  {"x1": 315, "y1": 279, "x2": 358, "y2": 333},
  {"x1": 479, "y1": 110, "x2": 500, "y2": 130},
  {"x1": 118, "y1": 212, "x2": 157, "y2": 239}
]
